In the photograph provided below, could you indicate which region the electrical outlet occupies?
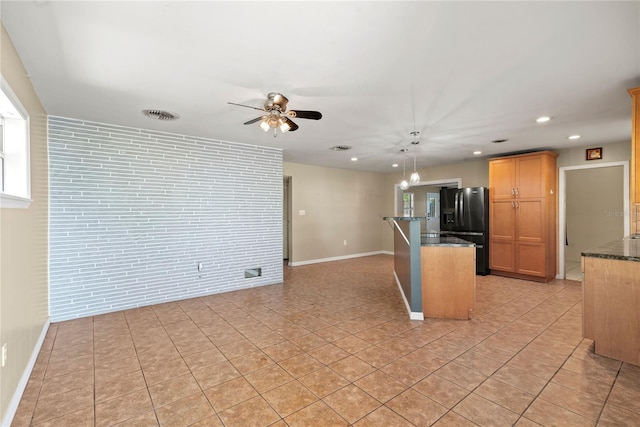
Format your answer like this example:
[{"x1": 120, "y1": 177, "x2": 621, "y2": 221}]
[
  {"x1": 343, "y1": 240, "x2": 347, "y2": 246},
  {"x1": 2, "y1": 343, "x2": 7, "y2": 367}
]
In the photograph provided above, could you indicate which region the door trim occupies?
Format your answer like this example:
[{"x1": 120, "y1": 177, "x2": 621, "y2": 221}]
[{"x1": 558, "y1": 161, "x2": 629, "y2": 279}]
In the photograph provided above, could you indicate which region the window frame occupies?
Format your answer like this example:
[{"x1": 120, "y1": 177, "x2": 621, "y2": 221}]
[{"x1": 0, "y1": 76, "x2": 31, "y2": 209}]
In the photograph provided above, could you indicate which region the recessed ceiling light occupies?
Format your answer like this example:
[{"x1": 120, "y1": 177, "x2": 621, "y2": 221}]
[
  {"x1": 568, "y1": 135, "x2": 581, "y2": 140},
  {"x1": 351, "y1": 157, "x2": 358, "y2": 162},
  {"x1": 536, "y1": 116, "x2": 551, "y2": 123},
  {"x1": 392, "y1": 163, "x2": 399, "y2": 168},
  {"x1": 473, "y1": 151, "x2": 482, "y2": 155}
]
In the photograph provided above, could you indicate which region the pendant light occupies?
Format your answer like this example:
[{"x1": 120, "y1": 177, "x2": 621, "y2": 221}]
[
  {"x1": 399, "y1": 151, "x2": 409, "y2": 190},
  {"x1": 409, "y1": 155, "x2": 420, "y2": 185},
  {"x1": 409, "y1": 131, "x2": 420, "y2": 184}
]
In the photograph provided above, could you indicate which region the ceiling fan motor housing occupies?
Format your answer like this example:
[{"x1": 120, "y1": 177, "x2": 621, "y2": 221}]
[{"x1": 264, "y1": 92, "x2": 289, "y2": 112}]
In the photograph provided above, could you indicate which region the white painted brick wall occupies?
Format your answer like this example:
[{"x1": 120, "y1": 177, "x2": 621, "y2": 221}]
[{"x1": 48, "y1": 116, "x2": 283, "y2": 321}]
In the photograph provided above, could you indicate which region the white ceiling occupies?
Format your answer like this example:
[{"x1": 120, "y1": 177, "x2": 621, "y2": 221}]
[{"x1": 2, "y1": 1, "x2": 639, "y2": 173}]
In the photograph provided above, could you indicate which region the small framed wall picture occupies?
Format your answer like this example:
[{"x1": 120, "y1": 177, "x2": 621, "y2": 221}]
[{"x1": 586, "y1": 147, "x2": 602, "y2": 161}]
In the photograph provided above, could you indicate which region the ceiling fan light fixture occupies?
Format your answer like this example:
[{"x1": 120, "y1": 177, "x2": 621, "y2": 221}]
[
  {"x1": 229, "y1": 92, "x2": 320, "y2": 135},
  {"x1": 279, "y1": 118, "x2": 291, "y2": 132}
]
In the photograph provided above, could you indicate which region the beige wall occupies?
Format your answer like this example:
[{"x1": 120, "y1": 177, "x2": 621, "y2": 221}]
[
  {"x1": 556, "y1": 140, "x2": 631, "y2": 167},
  {"x1": 283, "y1": 162, "x2": 386, "y2": 263},
  {"x1": 557, "y1": 140, "x2": 631, "y2": 268},
  {"x1": 565, "y1": 166, "x2": 624, "y2": 263},
  {"x1": 0, "y1": 24, "x2": 49, "y2": 422}
]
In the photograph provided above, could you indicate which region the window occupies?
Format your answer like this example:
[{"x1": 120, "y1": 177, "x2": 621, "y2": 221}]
[
  {"x1": 0, "y1": 76, "x2": 30, "y2": 208},
  {"x1": 402, "y1": 192, "x2": 414, "y2": 217}
]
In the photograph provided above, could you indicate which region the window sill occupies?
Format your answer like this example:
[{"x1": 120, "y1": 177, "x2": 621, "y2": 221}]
[{"x1": 0, "y1": 193, "x2": 32, "y2": 209}]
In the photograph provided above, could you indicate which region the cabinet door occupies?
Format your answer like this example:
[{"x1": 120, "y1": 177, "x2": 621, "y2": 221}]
[
  {"x1": 630, "y1": 88, "x2": 640, "y2": 204},
  {"x1": 490, "y1": 200, "x2": 516, "y2": 240},
  {"x1": 490, "y1": 240, "x2": 515, "y2": 272},
  {"x1": 516, "y1": 242, "x2": 546, "y2": 277},
  {"x1": 489, "y1": 158, "x2": 516, "y2": 199},
  {"x1": 516, "y1": 155, "x2": 545, "y2": 198},
  {"x1": 515, "y1": 199, "x2": 545, "y2": 243},
  {"x1": 489, "y1": 200, "x2": 516, "y2": 272}
]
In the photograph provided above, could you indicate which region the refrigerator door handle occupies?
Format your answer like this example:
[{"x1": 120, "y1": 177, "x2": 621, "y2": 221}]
[
  {"x1": 454, "y1": 192, "x2": 459, "y2": 227},
  {"x1": 459, "y1": 191, "x2": 464, "y2": 227}
]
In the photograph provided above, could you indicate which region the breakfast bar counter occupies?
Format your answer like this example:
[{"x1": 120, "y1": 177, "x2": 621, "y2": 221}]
[
  {"x1": 385, "y1": 217, "x2": 476, "y2": 320},
  {"x1": 582, "y1": 237, "x2": 640, "y2": 366}
]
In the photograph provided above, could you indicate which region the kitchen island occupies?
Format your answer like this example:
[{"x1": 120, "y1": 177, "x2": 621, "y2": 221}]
[
  {"x1": 384, "y1": 217, "x2": 476, "y2": 320},
  {"x1": 582, "y1": 237, "x2": 640, "y2": 366}
]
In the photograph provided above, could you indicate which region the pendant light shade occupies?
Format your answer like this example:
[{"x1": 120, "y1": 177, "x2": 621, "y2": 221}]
[
  {"x1": 409, "y1": 172, "x2": 420, "y2": 185},
  {"x1": 409, "y1": 154, "x2": 420, "y2": 184},
  {"x1": 399, "y1": 156, "x2": 410, "y2": 190}
]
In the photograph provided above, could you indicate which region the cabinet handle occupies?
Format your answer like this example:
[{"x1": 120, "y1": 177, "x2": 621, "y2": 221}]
[
  {"x1": 511, "y1": 188, "x2": 515, "y2": 196},
  {"x1": 514, "y1": 188, "x2": 519, "y2": 197},
  {"x1": 515, "y1": 201, "x2": 519, "y2": 209},
  {"x1": 511, "y1": 201, "x2": 515, "y2": 209}
]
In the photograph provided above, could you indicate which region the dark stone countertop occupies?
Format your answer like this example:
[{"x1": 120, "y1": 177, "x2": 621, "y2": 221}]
[
  {"x1": 421, "y1": 235, "x2": 475, "y2": 247},
  {"x1": 383, "y1": 216, "x2": 426, "y2": 221},
  {"x1": 581, "y1": 237, "x2": 640, "y2": 262}
]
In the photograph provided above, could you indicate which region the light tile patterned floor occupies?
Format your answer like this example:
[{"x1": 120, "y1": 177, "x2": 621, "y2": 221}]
[
  {"x1": 565, "y1": 261, "x2": 583, "y2": 282},
  {"x1": 11, "y1": 255, "x2": 640, "y2": 426}
]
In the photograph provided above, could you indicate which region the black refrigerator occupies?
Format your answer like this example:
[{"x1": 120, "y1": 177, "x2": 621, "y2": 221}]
[{"x1": 440, "y1": 187, "x2": 489, "y2": 275}]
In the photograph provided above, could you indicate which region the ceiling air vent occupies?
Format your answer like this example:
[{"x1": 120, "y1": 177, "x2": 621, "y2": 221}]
[
  {"x1": 491, "y1": 139, "x2": 508, "y2": 144},
  {"x1": 330, "y1": 145, "x2": 352, "y2": 151},
  {"x1": 143, "y1": 109, "x2": 180, "y2": 121}
]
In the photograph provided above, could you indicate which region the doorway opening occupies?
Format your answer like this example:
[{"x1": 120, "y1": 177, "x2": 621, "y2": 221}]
[
  {"x1": 558, "y1": 161, "x2": 629, "y2": 280},
  {"x1": 394, "y1": 178, "x2": 462, "y2": 233},
  {"x1": 283, "y1": 176, "x2": 291, "y2": 263}
]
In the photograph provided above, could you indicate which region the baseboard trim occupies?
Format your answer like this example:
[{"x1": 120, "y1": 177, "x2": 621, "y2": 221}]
[
  {"x1": 393, "y1": 271, "x2": 424, "y2": 321},
  {"x1": 2, "y1": 318, "x2": 51, "y2": 427},
  {"x1": 289, "y1": 251, "x2": 388, "y2": 267}
]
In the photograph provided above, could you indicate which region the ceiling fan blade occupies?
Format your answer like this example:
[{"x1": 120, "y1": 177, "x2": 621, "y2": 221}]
[
  {"x1": 244, "y1": 116, "x2": 266, "y2": 125},
  {"x1": 283, "y1": 117, "x2": 299, "y2": 132},
  {"x1": 287, "y1": 110, "x2": 322, "y2": 120},
  {"x1": 228, "y1": 101, "x2": 265, "y2": 112}
]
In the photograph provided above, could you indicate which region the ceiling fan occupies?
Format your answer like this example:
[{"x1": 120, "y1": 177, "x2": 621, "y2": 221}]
[{"x1": 228, "y1": 92, "x2": 322, "y2": 136}]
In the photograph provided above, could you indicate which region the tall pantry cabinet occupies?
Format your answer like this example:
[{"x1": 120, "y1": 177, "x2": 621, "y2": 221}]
[
  {"x1": 489, "y1": 151, "x2": 558, "y2": 282},
  {"x1": 630, "y1": 87, "x2": 640, "y2": 235}
]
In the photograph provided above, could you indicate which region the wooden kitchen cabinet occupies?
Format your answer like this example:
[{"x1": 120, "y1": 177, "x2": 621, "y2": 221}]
[
  {"x1": 421, "y1": 245, "x2": 475, "y2": 320},
  {"x1": 583, "y1": 253, "x2": 640, "y2": 366},
  {"x1": 629, "y1": 87, "x2": 640, "y2": 234},
  {"x1": 489, "y1": 151, "x2": 558, "y2": 282}
]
